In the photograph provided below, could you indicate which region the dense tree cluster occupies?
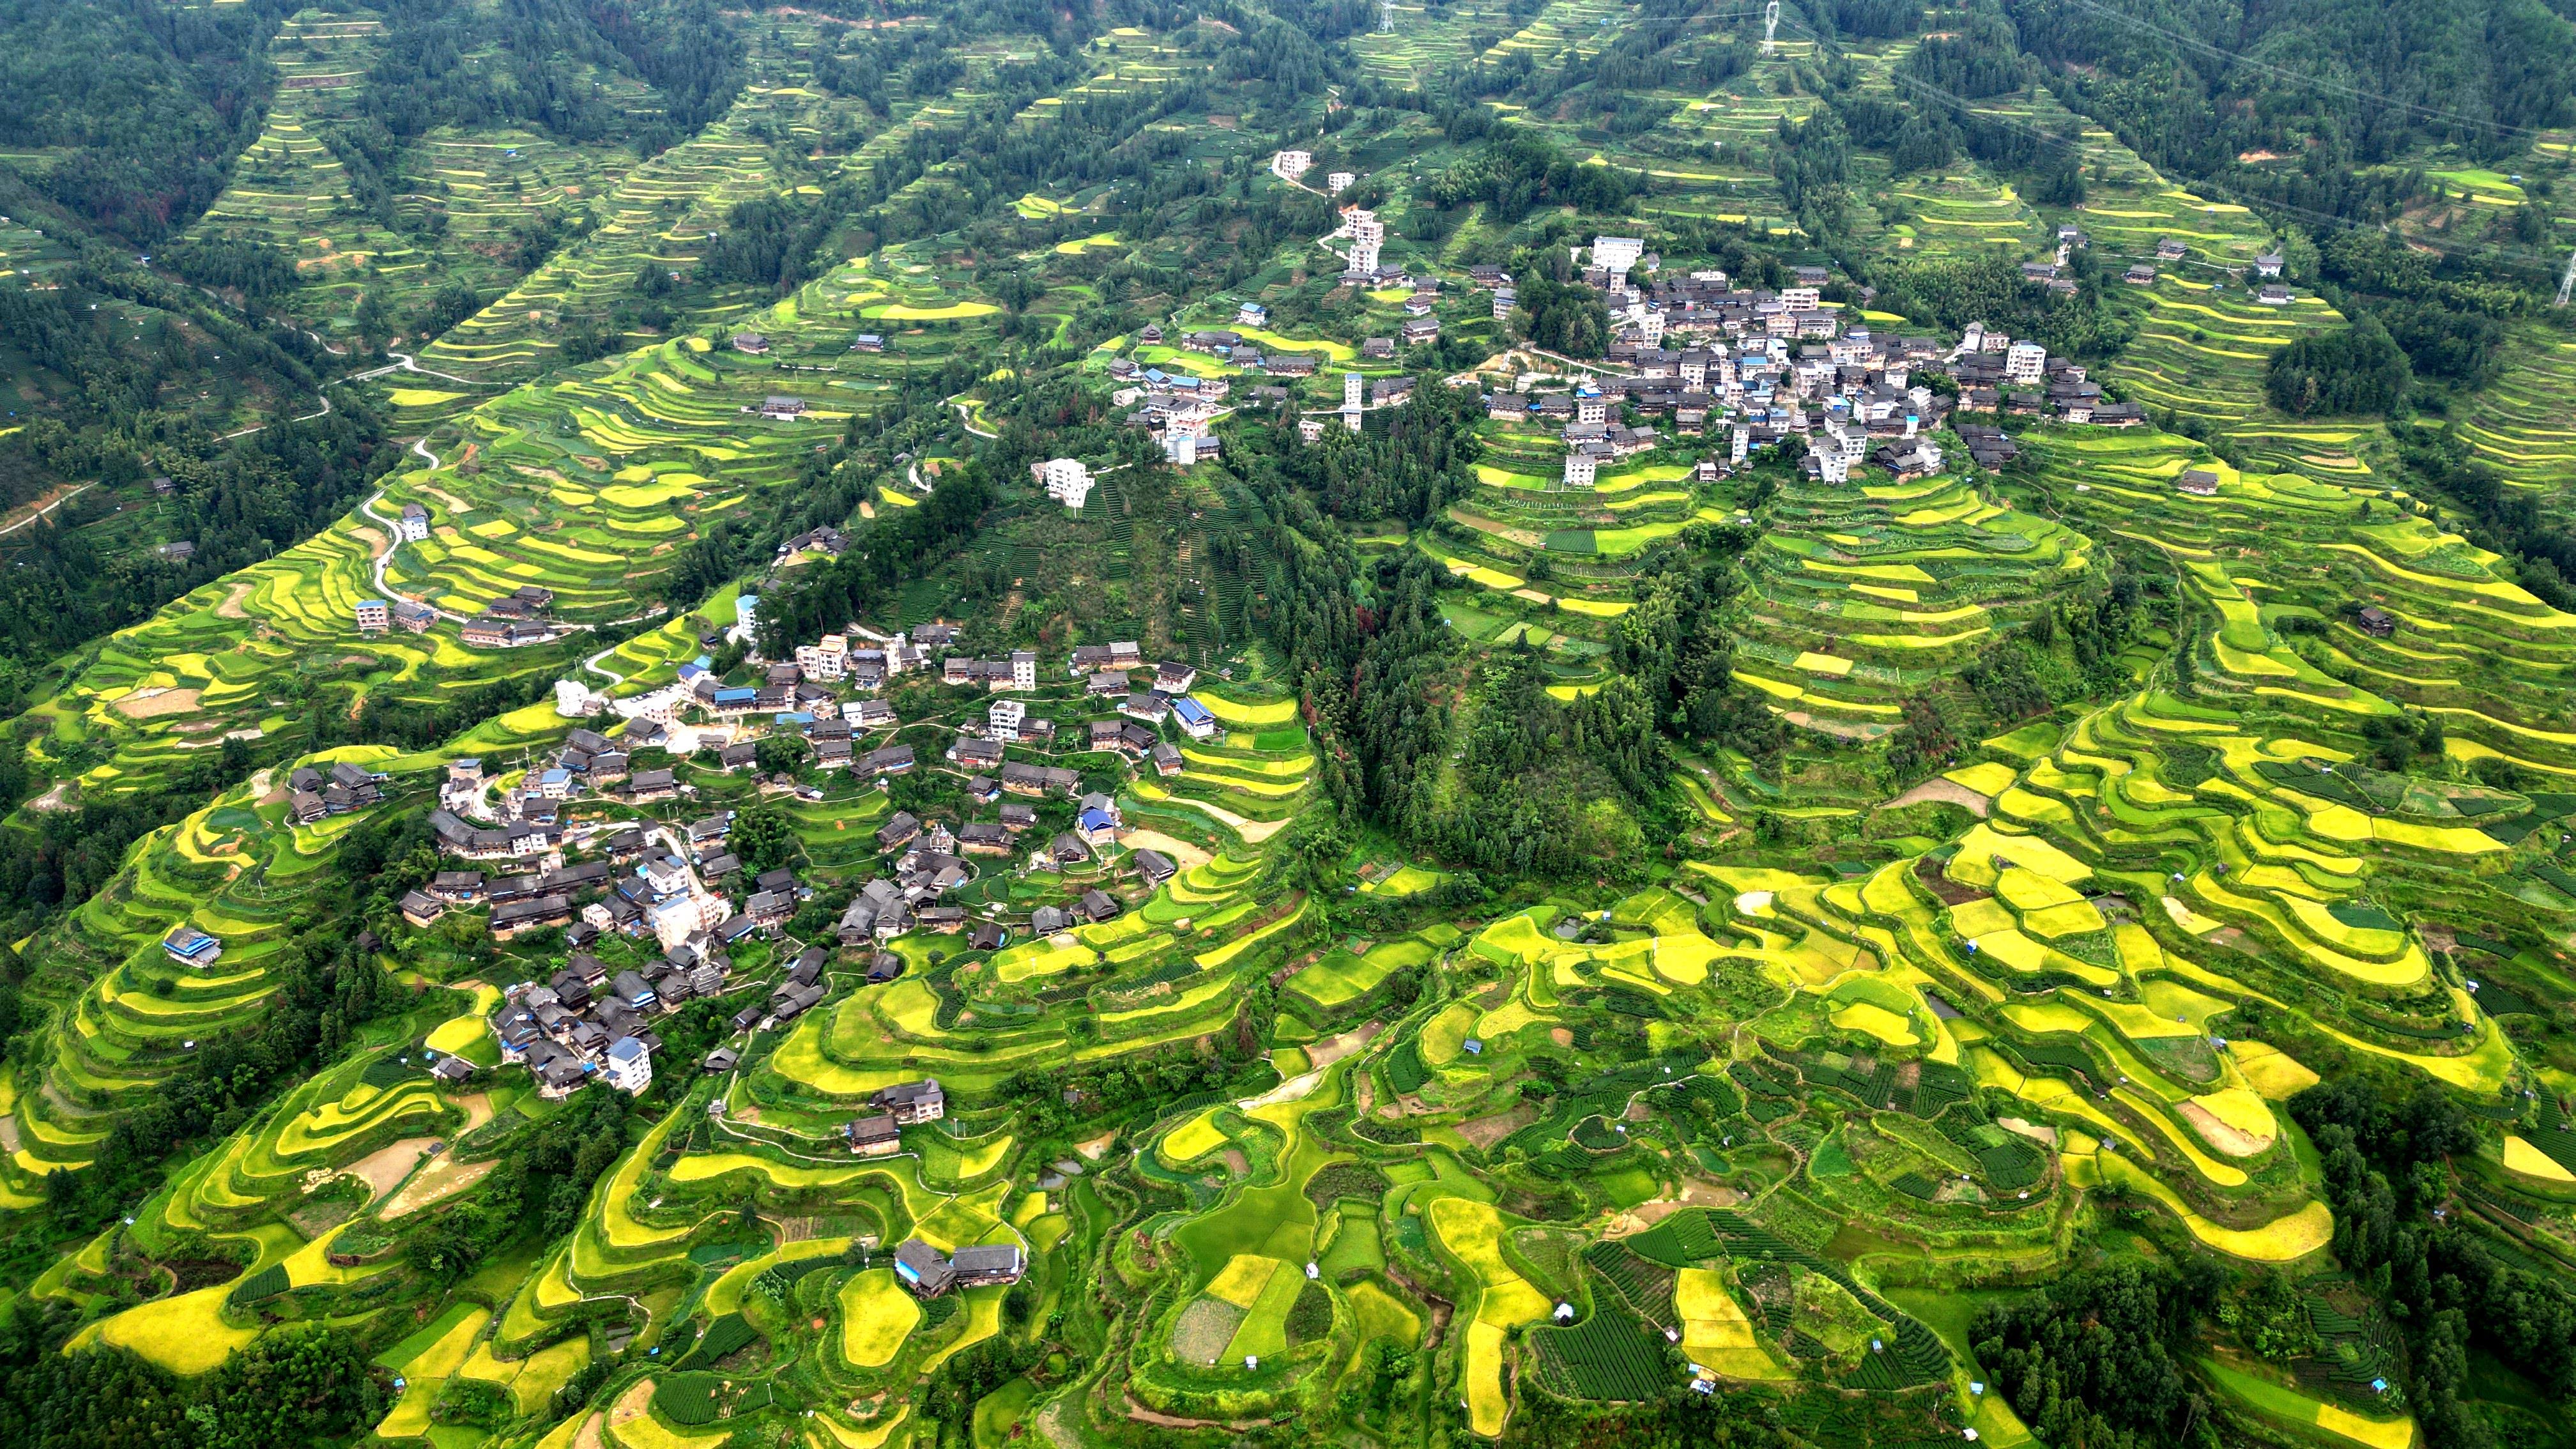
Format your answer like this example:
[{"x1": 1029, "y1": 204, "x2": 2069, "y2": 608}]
[
  {"x1": 1425, "y1": 132, "x2": 1647, "y2": 223},
  {"x1": 2266, "y1": 316, "x2": 2412, "y2": 417},
  {"x1": 1974, "y1": 1264, "x2": 2222, "y2": 1448},
  {"x1": 755, "y1": 464, "x2": 995, "y2": 650}
]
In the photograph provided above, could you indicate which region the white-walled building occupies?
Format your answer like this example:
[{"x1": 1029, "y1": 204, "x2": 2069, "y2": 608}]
[
  {"x1": 1273, "y1": 150, "x2": 1312, "y2": 181},
  {"x1": 604, "y1": 1036, "x2": 652, "y2": 1094},
  {"x1": 1326, "y1": 171, "x2": 1355, "y2": 194},
  {"x1": 1591, "y1": 235, "x2": 1645, "y2": 274},
  {"x1": 2004, "y1": 341, "x2": 2048, "y2": 386},
  {"x1": 1034, "y1": 457, "x2": 1092, "y2": 509},
  {"x1": 1563, "y1": 452, "x2": 1598, "y2": 489},
  {"x1": 1343, "y1": 208, "x2": 1383, "y2": 279}
]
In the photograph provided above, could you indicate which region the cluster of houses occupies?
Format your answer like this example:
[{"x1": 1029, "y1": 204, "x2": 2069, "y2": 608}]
[
  {"x1": 480, "y1": 954, "x2": 675, "y2": 1098},
  {"x1": 288, "y1": 759, "x2": 388, "y2": 826},
  {"x1": 1447, "y1": 238, "x2": 2200, "y2": 487},
  {"x1": 1940, "y1": 322, "x2": 2142, "y2": 427},
  {"x1": 456, "y1": 586, "x2": 559, "y2": 650}
]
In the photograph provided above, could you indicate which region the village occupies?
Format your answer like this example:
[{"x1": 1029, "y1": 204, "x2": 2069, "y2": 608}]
[{"x1": 261, "y1": 613, "x2": 1237, "y2": 1109}]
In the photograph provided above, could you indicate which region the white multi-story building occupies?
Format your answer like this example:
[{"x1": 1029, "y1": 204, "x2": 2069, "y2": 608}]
[
  {"x1": 654, "y1": 892, "x2": 730, "y2": 952},
  {"x1": 1779, "y1": 286, "x2": 1820, "y2": 310},
  {"x1": 989, "y1": 698, "x2": 1027, "y2": 742},
  {"x1": 1343, "y1": 209, "x2": 1383, "y2": 279},
  {"x1": 555, "y1": 678, "x2": 604, "y2": 717},
  {"x1": 604, "y1": 1036, "x2": 652, "y2": 1094},
  {"x1": 1034, "y1": 457, "x2": 1092, "y2": 509},
  {"x1": 798, "y1": 635, "x2": 848, "y2": 680},
  {"x1": 2005, "y1": 341, "x2": 2047, "y2": 386},
  {"x1": 1591, "y1": 235, "x2": 1645, "y2": 274},
  {"x1": 355, "y1": 599, "x2": 390, "y2": 634},
  {"x1": 1342, "y1": 372, "x2": 1364, "y2": 432},
  {"x1": 1273, "y1": 150, "x2": 1312, "y2": 181},
  {"x1": 1327, "y1": 171, "x2": 1355, "y2": 194},
  {"x1": 1009, "y1": 651, "x2": 1036, "y2": 692},
  {"x1": 398, "y1": 503, "x2": 431, "y2": 542},
  {"x1": 1563, "y1": 452, "x2": 1598, "y2": 489}
]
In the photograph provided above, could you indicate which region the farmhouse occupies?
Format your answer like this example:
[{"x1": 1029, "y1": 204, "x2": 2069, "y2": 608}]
[
  {"x1": 163, "y1": 926, "x2": 223, "y2": 969},
  {"x1": 845, "y1": 1114, "x2": 903, "y2": 1156},
  {"x1": 877, "y1": 1077, "x2": 946, "y2": 1124}
]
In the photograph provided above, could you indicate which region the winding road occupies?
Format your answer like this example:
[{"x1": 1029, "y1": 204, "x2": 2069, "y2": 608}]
[
  {"x1": 355, "y1": 490, "x2": 468, "y2": 624},
  {"x1": 0, "y1": 484, "x2": 93, "y2": 539},
  {"x1": 217, "y1": 389, "x2": 331, "y2": 441},
  {"x1": 349, "y1": 349, "x2": 486, "y2": 388}
]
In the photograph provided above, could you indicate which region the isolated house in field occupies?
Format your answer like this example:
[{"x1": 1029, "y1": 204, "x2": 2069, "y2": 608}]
[
  {"x1": 732, "y1": 331, "x2": 770, "y2": 355},
  {"x1": 877, "y1": 1077, "x2": 945, "y2": 1124},
  {"x1": 2176, "y1": 468, "x2": 2220, "y2": 496},
  {"x1": 760, "y1": 395, "x2": 808, "y2": 419},
  {"x1": 2357, "y1": 606, "x2": 2397, "y2": 638},
  {"x1": 163, "y1": 926, "x2": 223, "y2": 969}
]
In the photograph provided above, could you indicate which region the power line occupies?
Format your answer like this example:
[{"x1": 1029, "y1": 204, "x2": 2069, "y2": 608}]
[
  {"x1": 2050, "y1": 0, "x2": 2552, "y2": 140},
  {"x1": 1867, "y1": 53, "x2": 2568, "y2": 276}
]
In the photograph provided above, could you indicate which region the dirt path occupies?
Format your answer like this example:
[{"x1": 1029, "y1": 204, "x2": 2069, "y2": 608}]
[
  {"x1": 2178, "y1": 1101, "x2": 2274, "y2": 1157},
  {"x1": 346, "y1": 1137, "x2": 440, "y2": 1200},
  {"x1": 0, "y1": 482, "x2": 91, "y2": 538},
  {"x1": 1882, "y1": 776, "x2": 1993, "y2": 816},
  {"x1": 213, "y1": 580, "x2": 255, "y2": 618},
  {"x1": 383, "y1": 1156, "x2": 495, "y2": 1218},
  {"x1": 113, "y1": 687, "x2": 203, "y2": 720},
  {"x1": 1119, "y1": 829, "x2": 1211, "y2": 873},
  {"x1": 1121, "y1": 1393, "x2": 1272, "y2": 1430}
]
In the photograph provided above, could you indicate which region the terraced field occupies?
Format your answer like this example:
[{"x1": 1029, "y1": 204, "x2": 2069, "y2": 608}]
[
  {"x1": 769, "y1": 700, "x2": 1319, "y2": 1102},
  {"x1": 18, "y1": 246, "x2": 1000, "y2": 800},
  {"x1": 0, "y1": 753, "x2": 435, "y2": 1202},
  {"x1": 181, "y1": 7, "x2": 657, "y2": 338},
  {"x1": 2454, "y1": 323, "x2": 2576, "y2": 507},
  {"x1": 19, "y1": 7, "x2": 2576, "y2": 1449},
  {"x1": 1725, "y1": 471, "x2": 2094, "y2": 740}
]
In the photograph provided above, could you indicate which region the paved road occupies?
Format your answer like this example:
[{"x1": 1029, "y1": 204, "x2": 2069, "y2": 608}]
[
  {"x1": 0, "y1": 484, "x2": 92, "y2": 539},
  {"x1": 217, "y1": 389, "x2": 332, "y2": 441},
  {"x1": 348, "y1": 349, "x2": 485, "y2": 387},
  {"x1": 355, "y1": 490, "x2": 469, "y2": 624}
]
